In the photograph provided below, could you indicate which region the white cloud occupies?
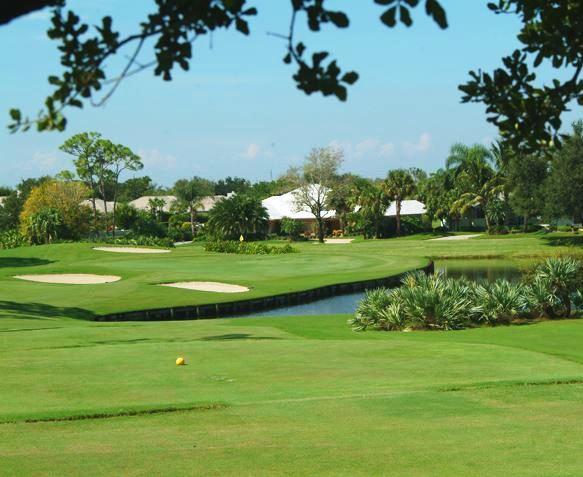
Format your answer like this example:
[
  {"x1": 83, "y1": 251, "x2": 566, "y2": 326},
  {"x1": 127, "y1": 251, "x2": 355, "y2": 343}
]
[
  {"x1": 138, "y1": 149, "x2": 177, "y2": 169},
  {"x1": 402, "y1": 133, "x2": 431, "y2": 156},
  {"x1": 240, "y1": 143, "x2": 261, "y2": 160},
  {"x1": 31, "y1": 151, "x2": 59, "y2": 170},
  {"x1": 329, "y1": 138, "x2": 395, "y2": 160}
]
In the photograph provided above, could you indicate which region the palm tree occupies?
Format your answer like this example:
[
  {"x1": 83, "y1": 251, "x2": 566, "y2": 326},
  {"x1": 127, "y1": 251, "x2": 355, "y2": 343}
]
[
  {"x1": 207, "y1": 194, "x2": 269, "y2": 240},
  {"x1": 356, "y1": 181, "x2": 391, "y2": 239},
  {"x1": 148, "y1": 198, "x2": 166, "y2": 221},
  {"x1": 384, "y1": 169, "x2": 416, "y2": 236},
  {"x1": 173, "y1": 177, "x2": 213, "y2": 235},
  {"x1": 446, "y1": 143, "x2": 501, "y2": 231}
]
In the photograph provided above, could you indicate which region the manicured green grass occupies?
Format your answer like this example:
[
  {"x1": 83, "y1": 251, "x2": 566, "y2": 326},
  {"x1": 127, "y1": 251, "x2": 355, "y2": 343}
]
[
  {"x1": 2, "y1": 233, "x2": 583, "y2": 475},
  {"x1": 2, "y1": 314, "x2": 583, "y2": 475},
  {"x1": 1, "y1": 232, "x2": 582, "y2": 318}
]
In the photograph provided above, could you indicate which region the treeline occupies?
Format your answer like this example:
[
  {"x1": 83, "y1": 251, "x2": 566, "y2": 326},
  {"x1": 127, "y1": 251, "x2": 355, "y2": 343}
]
[
  {"x1": 1, "y1": 121, "x2": 582, "y2": 247},
  {"x1": 421, "y1": 120, "x2": 583, "y2": 233}
]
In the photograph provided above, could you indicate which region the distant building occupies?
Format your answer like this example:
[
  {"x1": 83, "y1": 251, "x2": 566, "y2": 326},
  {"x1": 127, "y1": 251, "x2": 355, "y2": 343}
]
[
  {"x1": 80, "y1": 199, "x2": 115, "y2": 213},
  {"x1": 128, "y1": 195, "x2": 227, "y2": 213},
  {"x1": 385, "y1": 199, "x2": 426, "y2": 217},
  {"x1": 262, "y1": 185, "x2": 338, "y2": 235},
  {"x1": 262, "y1": 187, "x2": 428, "y2": 235},
  {"x1": 129, "y1": 195, "x2": 177, "y2": 213}
]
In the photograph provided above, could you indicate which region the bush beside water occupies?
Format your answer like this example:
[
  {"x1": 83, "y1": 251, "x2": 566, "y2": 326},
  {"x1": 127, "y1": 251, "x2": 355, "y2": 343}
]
[
  {"x1": 351, "y1": 257, "x2": 583, "y2": 332},
  {"x1": 205, "y1": 240, "x2": 298, "y2": 255}
]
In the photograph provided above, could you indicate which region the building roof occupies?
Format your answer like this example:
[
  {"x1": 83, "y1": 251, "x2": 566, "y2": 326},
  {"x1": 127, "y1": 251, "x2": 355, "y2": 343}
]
[
  {"x1": 262, "y1": 185, "x2": 336, "y2": 221},
  {"x1": 385, "y1": 199, "x2": 426, "y2": 217},
  {"x1": 129, "y1": 195, "x2": 177, "y2": 212},
  {"x1": 128, "y1": 195, "x2": 225, "y2": 213},
  {"x1": 80, "y1": 199, "x2": 115, "y2": 213},
  {"x1": 197, "y1": 195, "x2": 225, "y2": 212}
]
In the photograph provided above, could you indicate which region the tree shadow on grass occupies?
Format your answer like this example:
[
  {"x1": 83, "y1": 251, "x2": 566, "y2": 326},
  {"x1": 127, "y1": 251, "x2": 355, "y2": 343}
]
[
  {"x1": 542, "y1": 236, "x2": 583, "y2": 248},
  {"x1": 0, "y1": 300, "x2": 96, "y2": 321},
  {"x1": 199, "y1": 333, "x2": 282, "y2": 341},
  {"x1": 0, "y1": 257, "x2": 56, "y2": 268}
]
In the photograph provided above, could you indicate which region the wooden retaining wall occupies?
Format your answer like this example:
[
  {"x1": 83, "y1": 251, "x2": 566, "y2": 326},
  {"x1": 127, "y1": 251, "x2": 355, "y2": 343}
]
[{"x1": 95, "y1": 261, "x2": 434, "y2": 322}]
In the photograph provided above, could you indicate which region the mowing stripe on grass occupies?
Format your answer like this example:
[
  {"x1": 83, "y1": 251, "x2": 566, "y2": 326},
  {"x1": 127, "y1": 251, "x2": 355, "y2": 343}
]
[{"x1": 0, "y1": 403, "x2": 228, "y2": 425}]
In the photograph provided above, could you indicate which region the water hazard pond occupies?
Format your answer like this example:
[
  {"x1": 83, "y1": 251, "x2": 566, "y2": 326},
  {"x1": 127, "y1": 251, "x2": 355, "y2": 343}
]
[{"x1": 236, "y1": 259, "x2": 526, "y2": 318}]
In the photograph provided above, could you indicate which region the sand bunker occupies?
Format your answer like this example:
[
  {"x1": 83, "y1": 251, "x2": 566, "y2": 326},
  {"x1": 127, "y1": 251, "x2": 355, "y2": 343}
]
[
  {"x1": 14, "y1": 274, "x2": 121, "y2": 284},
  {"x1": 160, "y1": 281, "x2": 249, "y2": 293},
  {"x1": 429, "y1": 234, "x2": 482, "y2": 242},
  {"x1": 324, "y1": 238, "x2": 354, "y2": 244},
  {"x1": 93, "y1": 247, "x2": 171, "y2": 254}
]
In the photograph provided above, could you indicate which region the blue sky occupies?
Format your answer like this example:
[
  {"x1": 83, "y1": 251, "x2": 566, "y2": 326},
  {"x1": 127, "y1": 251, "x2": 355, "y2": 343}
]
[{"x1": 0, "y1": 1, "x2": 579, "y2": 187}]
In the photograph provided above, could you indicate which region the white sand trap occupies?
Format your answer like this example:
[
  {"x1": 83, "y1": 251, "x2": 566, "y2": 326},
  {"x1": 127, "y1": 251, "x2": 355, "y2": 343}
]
[
  {"x1": 14, "y1": 274, "x2": 121, "y2": 284},
  {"x1": 429, "y1": 234, "x2": 482, "y2": 242},
  {"x1": 160, "y1": 281, "x2": 249, "y2": 293},
  {"x1": 324, "y1": 238, "x2": 354, "y2": 244},
  {"x1": 93, "y1": 246, "x2": 171, "y2": 254}
]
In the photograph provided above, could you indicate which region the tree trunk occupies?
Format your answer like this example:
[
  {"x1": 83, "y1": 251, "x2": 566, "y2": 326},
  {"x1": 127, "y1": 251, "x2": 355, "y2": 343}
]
[
  {"x1": 112, "y1": 178, "x2": 120, "y2": 238},
  {"x1": 190, "y1": 205, "x2": 195, "y2": 235},
  {"x1": 317, "y1": 217, "x2": 325, "y2": 243},
  {"x1": 484, "y1": 209, "x2": 490, "y2": 233},
  {"x1": 395, "y1": 200, "x2": 402, "y2": 236},
  {"x1": 522, "y1": 211, "x2": 529, "y2": 233}
]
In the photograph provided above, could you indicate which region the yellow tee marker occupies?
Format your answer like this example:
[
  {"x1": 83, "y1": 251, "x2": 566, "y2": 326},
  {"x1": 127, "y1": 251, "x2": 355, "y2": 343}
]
[{"x1": 176, "y1": 357, "x2": 185, "y2": 366}]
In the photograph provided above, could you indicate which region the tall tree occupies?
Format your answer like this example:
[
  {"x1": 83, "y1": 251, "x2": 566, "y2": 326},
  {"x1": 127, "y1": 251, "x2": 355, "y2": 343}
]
[
  {"x1": 384, "y1": 169, "x2": 416, "y2": 236},
  {"x1": 291, "y1": 147, "x2": 343, "y2": 243},
  {"x1": 118, "y1": 176, "x2": 157, "y2": 202},
  {"x1": 326, "y1": 174, "x2": 364, "y2": 231},
  {"x1": 174, "y1": 177, "x2": 214, "y2": 235},
  {"x1": 507, "y1": 153, "x2": 548, "y2": 232},
  {"x1": 61, "y1": 133, "x2": 143, "y2": 236},
  {"x1": 356, "y1": 181, "x2": 391, "y2": 239},
  {"x1": 446, "y1": 143, "x2": 500, "y2": 231},
  {"x1": 545, "y1": 121, "x2": 583, "y2": 225},
  {"x1": 420, "y1": 168, "x2": 457, "y2": 229},
  {"x1": 98, "y1": 140, "x2": 143, "y2": 237},
  {"x1": 60, "y1": 131, "x2": 103, "y2": 229},
  {"x1": 214, "y1": 177, "x2": 250, "y2": 195}
]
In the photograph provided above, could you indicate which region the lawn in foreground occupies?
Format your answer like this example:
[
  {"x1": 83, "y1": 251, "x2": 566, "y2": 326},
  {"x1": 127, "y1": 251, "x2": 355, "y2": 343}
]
[{"x1": 2, "y1": 314, "x2": 583, "y2": 476}]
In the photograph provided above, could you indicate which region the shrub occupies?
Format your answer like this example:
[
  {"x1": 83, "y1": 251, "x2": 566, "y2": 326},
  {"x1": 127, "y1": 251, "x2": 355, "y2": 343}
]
[
  {"x1": 471, "y1": 280, "x2": 527, "y2": 324},
  {"x1": 281, "y1": 217, "x2": 303, "y2": 240},
  {"x1": 0, "y1": 229, "x2": 27, "y2": 249},
  {"x1": 397, "y1": 272, "x2": 474, "y2": 330},
  {"x1": 205, "y1": 240, "x2": 298, "y2": 255},
  {"x1": 557, "y1": 225, "x2": 574, "y2": 233},
  {"x1": 20, "y1": 180, "x2": 91, "y2": 241},
  {"x1": 93, "y1": 235, "x2": 175, "y2": 248},
  {"x1": 352, "y1": 288, "x2": 395, "y2": 331},
  {"x1": 525, "y1": 257, "x2": 582, "y2": 317}
]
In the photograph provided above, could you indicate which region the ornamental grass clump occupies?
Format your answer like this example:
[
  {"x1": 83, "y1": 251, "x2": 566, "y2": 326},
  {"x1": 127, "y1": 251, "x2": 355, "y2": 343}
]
[
  {"x1": 525, "y1": 257, "x2": 582, "y2": 318},
  {"x1": 471, "y1": 280, "x2": 528, "y2": 325}
]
